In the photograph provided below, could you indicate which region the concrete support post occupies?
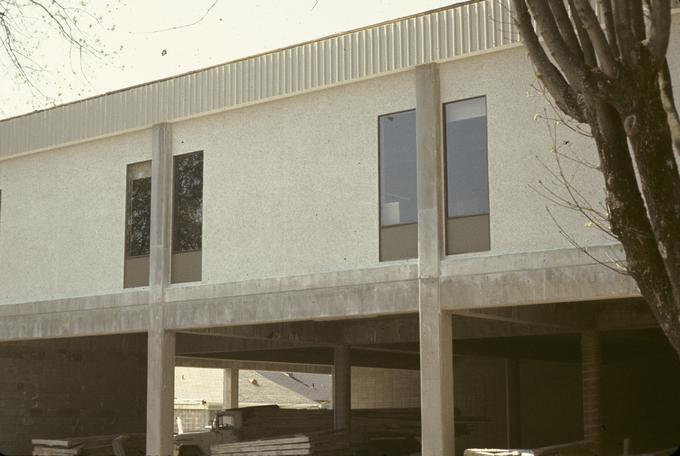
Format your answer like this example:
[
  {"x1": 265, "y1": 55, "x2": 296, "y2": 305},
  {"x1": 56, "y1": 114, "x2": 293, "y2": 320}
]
[
  {"x1": 416, "y1": 63, "x2": 455, "y2": 456},
  {"x1": 147, "y1": 123, "x2": 175, "y2": 456},
  {"x1": 333, "y1": 345, "x2": 351, "y2": 431},
  {"x1": 505, "y1": 358, "x2": 521, "y2": 448},
  {"x1": 581, "y1": 331, "x2": 604, "y2": 456},
  {"x1": 223, "y1": 368, "x2": 239, "y2": 409},
  {"x1": 146, "y1": 330, "x2": 176, "y2": 456}
]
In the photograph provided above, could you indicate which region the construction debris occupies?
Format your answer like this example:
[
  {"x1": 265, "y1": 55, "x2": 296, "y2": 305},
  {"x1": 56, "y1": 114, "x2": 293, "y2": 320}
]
[
  {"x1": 32, "y1": 434, "x2": 145, "y2": 456},
  {"x1": 212, "y1": 431, "x2": 349, "y2": 456}
]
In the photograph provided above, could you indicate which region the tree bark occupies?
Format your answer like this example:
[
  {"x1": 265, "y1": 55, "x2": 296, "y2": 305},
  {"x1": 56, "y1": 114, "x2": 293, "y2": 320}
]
[{"x1": 513, "y1": 0, "x2": 680, "y2": 359}]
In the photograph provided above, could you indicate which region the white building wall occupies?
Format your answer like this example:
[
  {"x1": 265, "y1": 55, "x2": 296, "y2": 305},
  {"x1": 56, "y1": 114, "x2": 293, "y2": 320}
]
[
  {"x1": 0, "y1": 130, "x2": 151, "y2": 305},
  {"x1": 173, "y1": 71, "x2": 416, "y2": 285},
  {"x1": 0, "y1": 14, "x2": 678, "y2": 304},
  {"x1": 439, "y1": 47, "x2": 611, "y2": 255}
]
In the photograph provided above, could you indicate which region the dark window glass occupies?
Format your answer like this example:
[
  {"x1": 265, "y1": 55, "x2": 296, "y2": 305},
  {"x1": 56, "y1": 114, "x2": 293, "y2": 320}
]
[
  {"x1": 379, "y1": 110, "x2": 417, "y2": 226},
  {"x1": 173, "y1": 151, "x2": 203, "y2": 253},
  {"x1": 379, "y1": 110, "x2": 418, "y2": 261},
  {"x1": 126, "y1": 162, "x2": 151, "y2": 258},
  {"x1": 444, "y1": 97, "x2": 490, "y2": 254}
]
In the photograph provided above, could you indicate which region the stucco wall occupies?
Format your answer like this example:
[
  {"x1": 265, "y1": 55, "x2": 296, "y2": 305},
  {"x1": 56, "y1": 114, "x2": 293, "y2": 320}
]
[
  {"x1": 1, "y1": 15, "x2": 678, "y2": 303},
  {"x1": 172, "y1": 71, "x2": 415, "y2": 284},
  {"x1": 0, "y1": 130, "x2": 151, "y2": 305},
  {"x1": 440, "y1": 48, "x2": 608, "y2": 255}
]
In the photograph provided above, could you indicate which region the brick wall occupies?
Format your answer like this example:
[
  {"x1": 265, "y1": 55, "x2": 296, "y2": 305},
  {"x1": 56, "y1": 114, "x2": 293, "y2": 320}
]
[
  {"x1": 0, "y1": 334, "x2": 147, "y2": 456},
  {"x1": 351, "y1": 367, "x2": 420, "y2": 409}
]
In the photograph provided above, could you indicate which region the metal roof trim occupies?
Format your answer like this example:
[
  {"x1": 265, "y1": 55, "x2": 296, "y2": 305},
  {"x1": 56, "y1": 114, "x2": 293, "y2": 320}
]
[{"x1": 0, "y1": 0, "x2": 519, "y2": 159}]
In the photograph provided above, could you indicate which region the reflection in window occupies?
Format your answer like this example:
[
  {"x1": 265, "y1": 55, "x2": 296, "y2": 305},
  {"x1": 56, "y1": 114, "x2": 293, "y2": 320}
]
[
  {"x1": 172, "y1": 151, "x2": 203, "y2": 284},
  {"x1": 124, "y1": 161, "x2": 151, "y2": 288},
  {"x1": 444, "y1": 97, "x2": 490, "y2": 255},
  {"x1": 379, "y1": 110, "x2": 418, "y2": 261},
  {"x1": 173, "y1": 151, "x2": 203, "y2": 253},
  {"x1": 126, "y1": 162, "x2": 151, "y2": 258}
]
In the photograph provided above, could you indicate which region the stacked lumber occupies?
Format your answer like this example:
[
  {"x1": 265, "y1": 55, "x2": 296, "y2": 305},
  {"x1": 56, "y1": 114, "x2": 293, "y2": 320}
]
[
  {"x1": 352, "y1": 408, "x2": 421, "y2": 438},
  {"x1": 212, "y1": 431, "x2": 349, "y2": 456},
  {"x1": 32, "y1": 434, "x2": 145, "y2": 456},
  {"x1": 234, "y1": 406, "x2": 421, "y2": 441},
  {"x1": 236, "y1": 407, "x2": 333, "y2": 441}
]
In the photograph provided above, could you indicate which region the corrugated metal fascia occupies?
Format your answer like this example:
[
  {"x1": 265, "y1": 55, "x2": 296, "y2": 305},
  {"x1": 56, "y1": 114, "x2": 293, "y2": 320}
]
[{"x1": 0, "y1": 0, "x2": 518, "y2": 159}]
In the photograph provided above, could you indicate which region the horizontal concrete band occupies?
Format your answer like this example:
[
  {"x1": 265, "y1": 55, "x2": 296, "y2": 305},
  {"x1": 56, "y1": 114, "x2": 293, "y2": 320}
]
[{"x1": 0, "y1": 246, "x2": 639, "y2": 341}]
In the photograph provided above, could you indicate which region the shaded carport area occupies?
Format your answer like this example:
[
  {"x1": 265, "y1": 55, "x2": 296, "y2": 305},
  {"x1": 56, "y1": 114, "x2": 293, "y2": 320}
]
[
  {"x1": 175, "y1": 297, "x2": 680, "y2": 455},
  {"x1": 0, "y1": 333, "x2": 148, "y2": 455}
]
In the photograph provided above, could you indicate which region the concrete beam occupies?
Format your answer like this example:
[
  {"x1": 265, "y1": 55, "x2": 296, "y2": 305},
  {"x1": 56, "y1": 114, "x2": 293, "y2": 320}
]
[
  {"x1": 440, "y1": 252, "x2": 639, "y2": 311},
  {"x1": 175, "y1": 356, "x2": 332, "y2": 374},
  {"x1": 163, "y1": 279, "x2": 419, "y2": 330},
  {"x1": 176, "y1": 333, "x2": 315, "y2": 355}
]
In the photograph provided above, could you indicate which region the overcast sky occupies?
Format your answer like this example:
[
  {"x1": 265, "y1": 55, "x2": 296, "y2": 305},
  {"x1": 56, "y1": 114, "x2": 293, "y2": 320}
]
[{"x1": 1, "y1": 0, "x2": 459, "y2": 119}]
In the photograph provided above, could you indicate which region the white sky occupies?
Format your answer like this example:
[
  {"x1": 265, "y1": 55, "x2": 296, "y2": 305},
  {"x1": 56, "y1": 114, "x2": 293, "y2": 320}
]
[{"x1": 1, "y1": 0, "x2": 459, "y2": 119}]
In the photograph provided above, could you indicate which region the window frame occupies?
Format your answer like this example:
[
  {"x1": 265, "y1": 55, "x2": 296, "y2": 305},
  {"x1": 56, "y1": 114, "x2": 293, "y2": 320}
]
[
  {"x1": 124, "y1": 161, "x2": 152, "y2": 260},
  {"x1": 377, "y1": 108, "x2": 418, "y2": 262},
  {"x1": 442, "y1": 95, "x2": 491, "y2": 255},
  {"x1": 172, "y1": 150, "x2": 204, "y2": 255}
]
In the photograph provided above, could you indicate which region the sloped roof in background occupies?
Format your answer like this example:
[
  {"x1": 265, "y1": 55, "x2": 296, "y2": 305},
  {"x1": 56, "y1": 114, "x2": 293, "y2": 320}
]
[
  {"x1": 239, "y1": 371, "x2": 329, "y2": 408},
  {"x1": 174, "y1": 367, "x2": 330, "y2": 409},
  {"x1": 0, "y1": 0, "x2": 519, "y2": 160},
  {"x1": 258, "y1": 371, "x2": 331, "y2": 403}
]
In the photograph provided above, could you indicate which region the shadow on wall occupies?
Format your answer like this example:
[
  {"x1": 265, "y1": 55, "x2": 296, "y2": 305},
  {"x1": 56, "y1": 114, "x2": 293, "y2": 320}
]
[{"x1": 0, "y1": 334, "x2": 147, "y2": 456}]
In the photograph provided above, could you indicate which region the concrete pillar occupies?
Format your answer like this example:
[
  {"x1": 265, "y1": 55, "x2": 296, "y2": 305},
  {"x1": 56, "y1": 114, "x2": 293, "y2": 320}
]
[
  {"x1": 505, "y1": 358, "x2": 521, "y2": 448},
  {"x1": 581, "y1": 331, "x2": 604, "y2": 456},
  {"x1": 146, "y1": 123, "x2": 175, "y2": 456},
  {"x1": 223, "y1": 368, "x2": 239, "y2": 409},
  {"x1": 333, "y1": 345, "x2": 351, "y2": 431},
  {"x1": 416, "y1": 63, "x2": 455, "y2": 456},
  {"x1": 146, "y1": 330, "x2": 176, "y2": 456}
]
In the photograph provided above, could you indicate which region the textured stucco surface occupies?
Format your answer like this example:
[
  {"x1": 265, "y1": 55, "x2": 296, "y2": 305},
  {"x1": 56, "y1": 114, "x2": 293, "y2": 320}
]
[
  {"x1": 440, "y1": 48, "x2": 608, "y2": 255},
  {"x1": 172, "y1": 71, "x2": 416, "y2": 285},
  {"x1": 0, "y1": 16, "x2": 677, "y2": 306},
  {"x1": 0, "y1": 130, "x2": 152, "y2": 305}
]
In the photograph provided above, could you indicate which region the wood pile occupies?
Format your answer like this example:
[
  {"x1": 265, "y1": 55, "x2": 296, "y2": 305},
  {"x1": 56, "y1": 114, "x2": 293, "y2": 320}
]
[
  {"x1": 212, "y1": 431, "x2": 350, "y2": 456},
  {"x1": 32, "y1": 434, "x2": 145, "y2": 456},
  {"x1": 234, "y1": 405, "x2": 420, "y2": 442},
  {"x1": 236, "y1": 406, "x2": 333, "y2": 441}
]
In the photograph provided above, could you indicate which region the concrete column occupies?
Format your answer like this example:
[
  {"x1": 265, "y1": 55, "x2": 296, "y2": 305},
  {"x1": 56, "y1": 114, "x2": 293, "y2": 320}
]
[
  {"x1": 581, "y1": 331, "x2": 604, "y2": 456},
  {"x1": 333, "y1": 345, "x2": 351, "y2": 431},
  {"x1": 146, "y1": 330, "x2": 176, "y2": 456},
  {"x1": 147, "y1": 123, "x2": 175, "y2": 456},
  {"x1": 416, "y1": 63, "x2": 455, "y2": 456},
  {"x1": 505, "y1": 358, "x2": 521, "y2": 448},
  {"x1": 223, "y1": 368, "x2": 239, "y2": 409}
]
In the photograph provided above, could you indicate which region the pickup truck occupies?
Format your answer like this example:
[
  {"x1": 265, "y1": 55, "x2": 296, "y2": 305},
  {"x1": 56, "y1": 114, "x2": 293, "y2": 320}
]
[{"x1": 173, "y1": 411, "x2": 239, "y2": 456}]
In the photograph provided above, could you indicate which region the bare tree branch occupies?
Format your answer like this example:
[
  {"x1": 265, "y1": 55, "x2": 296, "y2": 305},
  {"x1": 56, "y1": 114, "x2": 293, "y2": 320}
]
[{"x1": 646, "y1": 0, "x2": 671, "y2": 65}]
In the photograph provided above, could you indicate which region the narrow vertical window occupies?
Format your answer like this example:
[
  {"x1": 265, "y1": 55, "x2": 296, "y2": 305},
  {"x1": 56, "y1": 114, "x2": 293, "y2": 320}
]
[
  {"x1": 124, "y1": 161, "x2": 151, "y2": 288},
  {"x1": 379, "y1": 110, "x2": 418, "y2": 261},
  {"x1": 172, "y1": 151, "x2": 203, "y2": 283},
  {"x1": 444, "y1": 96, "x2": 490, "y2": 255}
]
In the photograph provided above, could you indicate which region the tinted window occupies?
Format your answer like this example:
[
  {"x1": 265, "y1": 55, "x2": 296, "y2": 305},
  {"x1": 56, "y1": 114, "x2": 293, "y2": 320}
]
[
  {"x1": 445, "y1": 97, "x2": 489, "y2": 218},
  {"x1": 379, "y1": 110, "x2": 418, "y2": 261},
  {"x1": 126, "y1": 162, "x2": 151, "y2": 258},
  {"x1": 379, "y1": 110, "x2": 417, "y2": 226},
  {"x1": 444, "y1": 97, "x2": 490, "y2": 255},
  {"x1": 173, "y1": 151, "x2": 203, "y2": 253}
]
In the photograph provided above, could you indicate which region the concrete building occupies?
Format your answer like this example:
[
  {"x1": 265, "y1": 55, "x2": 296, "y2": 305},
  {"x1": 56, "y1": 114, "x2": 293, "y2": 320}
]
[{"x1": 1, "y1": 1, "x2": 680, "y2": 455}]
